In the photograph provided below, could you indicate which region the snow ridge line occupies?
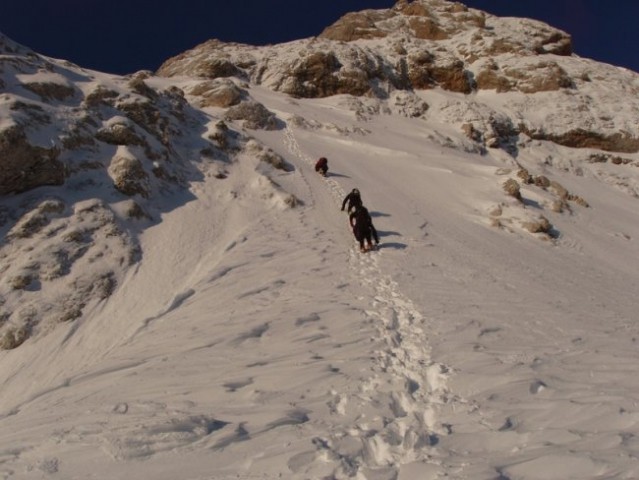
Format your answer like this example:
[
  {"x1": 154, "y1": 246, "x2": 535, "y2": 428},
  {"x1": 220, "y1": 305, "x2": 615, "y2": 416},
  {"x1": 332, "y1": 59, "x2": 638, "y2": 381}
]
[{"x1": 284, "y1": 124, "x2": 450, "y2": 475}]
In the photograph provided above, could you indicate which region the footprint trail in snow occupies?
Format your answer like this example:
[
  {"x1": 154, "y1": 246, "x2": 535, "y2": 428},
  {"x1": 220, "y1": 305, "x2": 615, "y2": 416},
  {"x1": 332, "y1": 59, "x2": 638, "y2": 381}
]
[{"x1": 284, "y1": 124, "x2": 451, "y2": 476}]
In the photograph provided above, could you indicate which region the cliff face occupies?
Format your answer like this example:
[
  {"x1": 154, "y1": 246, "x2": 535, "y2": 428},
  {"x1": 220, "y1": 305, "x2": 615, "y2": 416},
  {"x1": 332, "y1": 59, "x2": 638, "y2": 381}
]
[
  {"x1": 156, "y1": 0, "x2": 639, "y2": 154},
  {"x1": 157, "y1": 0, "x2": 572, "y2": 97}
]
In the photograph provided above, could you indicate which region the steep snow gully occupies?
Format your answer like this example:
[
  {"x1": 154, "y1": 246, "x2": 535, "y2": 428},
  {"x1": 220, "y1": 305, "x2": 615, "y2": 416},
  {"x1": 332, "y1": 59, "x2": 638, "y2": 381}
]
[{"x1": 282, "y1": 125, "x2": 450, "y2": 475}]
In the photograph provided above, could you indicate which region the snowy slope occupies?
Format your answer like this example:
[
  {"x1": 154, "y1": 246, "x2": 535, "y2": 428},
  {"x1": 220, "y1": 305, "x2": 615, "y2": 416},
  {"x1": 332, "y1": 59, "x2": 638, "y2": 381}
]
[
  {"x1": 2, "y1": 80, "x2": 639, "y2": 479},
  {"x1": 2, "y1": 1, "x2": 639, "y2": 478}
]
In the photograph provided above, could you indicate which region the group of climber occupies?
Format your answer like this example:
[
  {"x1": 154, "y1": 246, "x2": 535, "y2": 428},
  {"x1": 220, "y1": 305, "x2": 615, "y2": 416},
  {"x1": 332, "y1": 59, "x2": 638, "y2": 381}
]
[
  {"x1": 342, "y1": 188, "x2": 380, "y2": 253},
  {"x1": 315, "y1": 157, "x2": 379, "y2": 252}
]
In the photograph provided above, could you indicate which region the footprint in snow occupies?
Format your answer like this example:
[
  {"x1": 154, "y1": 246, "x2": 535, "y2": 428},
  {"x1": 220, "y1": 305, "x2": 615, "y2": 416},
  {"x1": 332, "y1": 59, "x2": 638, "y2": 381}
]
[{"x1": 223, "y1": 378, "x2": 253, "y2": 392}]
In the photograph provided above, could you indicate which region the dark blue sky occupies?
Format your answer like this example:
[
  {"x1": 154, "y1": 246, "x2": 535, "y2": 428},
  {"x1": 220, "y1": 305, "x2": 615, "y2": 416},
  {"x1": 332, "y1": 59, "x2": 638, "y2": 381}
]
[{"x1": 1, "y1": 1, "x2": 637, "y2": 75}]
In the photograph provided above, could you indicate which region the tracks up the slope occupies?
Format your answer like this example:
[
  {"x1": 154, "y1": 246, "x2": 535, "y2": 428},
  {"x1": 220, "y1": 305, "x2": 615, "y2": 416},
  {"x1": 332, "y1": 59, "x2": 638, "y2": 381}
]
[{"x1": 283, "y1": 124, "x2": 452, "y2": 477}]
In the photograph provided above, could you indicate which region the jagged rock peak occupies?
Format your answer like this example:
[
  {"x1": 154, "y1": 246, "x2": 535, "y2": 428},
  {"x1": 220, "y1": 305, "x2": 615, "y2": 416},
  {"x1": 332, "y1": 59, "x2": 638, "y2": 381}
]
[
  {"x1": 157, "y1": 0, "x2": 573, "y2": 99},
  {"x1": 154, "y1": 0, "x2": 639, "y2": 155},
  {"x1": 318, "y1": 0, "x2": 571, "y2": 56},
  {"x1": 319, "y1": 0, "x2": 481, "y2": 42}
]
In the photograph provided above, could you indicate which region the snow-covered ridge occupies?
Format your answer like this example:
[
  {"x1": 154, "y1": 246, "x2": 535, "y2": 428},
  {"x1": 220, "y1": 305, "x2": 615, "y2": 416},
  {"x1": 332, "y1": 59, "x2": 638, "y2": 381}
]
[{"x1": 0, "y1": 35, "x2": 294, "y2": 349}]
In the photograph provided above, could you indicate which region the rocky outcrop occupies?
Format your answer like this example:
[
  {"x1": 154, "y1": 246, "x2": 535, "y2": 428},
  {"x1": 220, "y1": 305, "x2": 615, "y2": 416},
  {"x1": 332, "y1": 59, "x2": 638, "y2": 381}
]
[
  {"x1": 0, "y1": 125, "x2": 64, "y2": 195},
  {"x1": 0, "y1": 36, "x2": 241, "y2": 349},
  {"x1": 6, "y1": 198, "x2": 66, "y2": 240},
  {"x1": 407, "y1": 53, "x2": 472, "y2": 93},
  {"x1": 245, "y1": 140, "x2": 293, "y2": 172},
  {"x1": 95, "y1": 122, "x2": 146, "y2": 146},
  {"x1": 1, "y1": 197, "x2": 137, "y2": 349},
  {"x1": 156, "y1": 39, "x2": 252, "y2": 79},
  {"x1": 319, "y1": 10, "x2": 396, "y2": 42},
  {"x1": 21, "y1": 81, "x2": 76, "y2": 101},
  {"x1": 84, "y1": 85, "x2": 120, "y2": 108},
  {"x1": 319, "y1": 0, "x2": 485, "y2": 42},
  {"x1": 279, "y1": 51, "x2": 372, "y2": 98},
  {"x1": 520, "y1": 126, "x2": 639, "y2": 153},
  {"x1": 108, "y1": 151, "x2": 150, "y2": 197},
  {"x1": 224, "y1": 101, "x2": 279, "y2": 130},
  {"x1": 188, "y1": 79, "x2": 245, "y2": 107},
  {"x1": 156, "y1": 0, "x2": 574, "y2": 101},
  {"x1": 194, "y1": 58, "x2": 241, "y2": 79},
  {"x1": 476, "y1": 60, "x2": 573, "y2": 93}
]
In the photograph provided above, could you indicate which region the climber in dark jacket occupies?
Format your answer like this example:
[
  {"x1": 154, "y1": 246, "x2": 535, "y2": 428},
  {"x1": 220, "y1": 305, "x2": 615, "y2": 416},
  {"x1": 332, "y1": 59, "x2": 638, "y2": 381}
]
[
  {"x1": 341, "y1": 188, "x2": 363, "y2": 213},
  {"x1": 349, "y1": 205, "x2": 379, "y2": 252},
  {"x1": 315, "y1": 157, "x2": 328, "y2": 176}
]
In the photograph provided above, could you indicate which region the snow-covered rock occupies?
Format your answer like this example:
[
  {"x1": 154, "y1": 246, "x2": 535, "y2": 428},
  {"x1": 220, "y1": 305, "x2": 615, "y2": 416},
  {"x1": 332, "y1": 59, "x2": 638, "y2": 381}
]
[
  {"x1": 157, "y1": 0, "x2": 639, "y2": 155},
  {"x1": 0, "y1": 36, "x2": 293, "y2": 348}
]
